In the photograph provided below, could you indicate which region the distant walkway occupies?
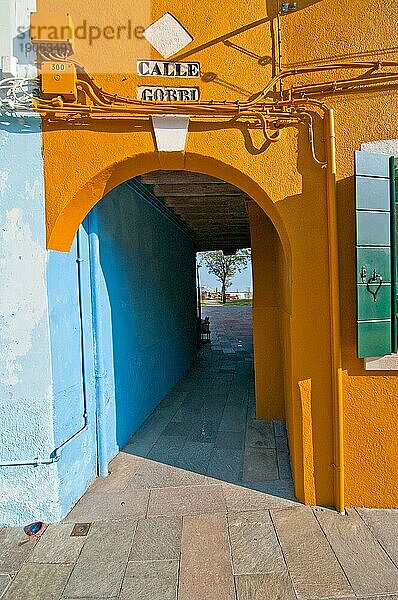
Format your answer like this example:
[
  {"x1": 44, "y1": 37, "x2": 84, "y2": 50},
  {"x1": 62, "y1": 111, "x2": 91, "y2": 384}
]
[{"x1": 1, "y1": 307, "x2": 398, "y2": 599}]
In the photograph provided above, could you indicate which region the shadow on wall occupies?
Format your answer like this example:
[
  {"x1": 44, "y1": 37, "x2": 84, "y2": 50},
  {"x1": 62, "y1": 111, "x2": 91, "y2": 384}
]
[
  {"x1": 87, "y1": 181, "x2": 198, "y2": 449},
  {"x1": 276, "y1": 118, "x2": 335, "y2": 505}
]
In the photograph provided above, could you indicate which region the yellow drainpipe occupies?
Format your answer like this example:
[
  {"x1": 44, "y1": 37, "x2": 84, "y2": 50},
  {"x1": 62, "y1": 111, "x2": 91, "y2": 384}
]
[{"x1": 324, "y1": 108, "x2": 345, "y2": 514}]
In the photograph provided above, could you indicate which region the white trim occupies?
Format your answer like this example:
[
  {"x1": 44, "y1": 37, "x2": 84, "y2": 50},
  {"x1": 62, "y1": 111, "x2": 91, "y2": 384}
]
[
  {"x1": 364, "y1": 355, "x2": 398, "y2": 371},
  {"x1": 151, "y1": 115, "x2": 189, "y2": 152},
  {"x1": 361, "y1": 139, "x2": 398, "y2": 157}
]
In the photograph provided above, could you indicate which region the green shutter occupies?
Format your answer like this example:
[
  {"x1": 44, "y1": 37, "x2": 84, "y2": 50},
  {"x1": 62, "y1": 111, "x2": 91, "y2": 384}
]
[{"x1": 355, "y1": 150, "x2": 397, "y2": 358}]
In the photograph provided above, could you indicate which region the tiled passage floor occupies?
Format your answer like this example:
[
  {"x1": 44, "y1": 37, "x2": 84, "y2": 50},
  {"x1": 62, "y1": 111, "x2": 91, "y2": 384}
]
[{"x1": 1, "y1": 307, "x2": 398, "y2": 599}]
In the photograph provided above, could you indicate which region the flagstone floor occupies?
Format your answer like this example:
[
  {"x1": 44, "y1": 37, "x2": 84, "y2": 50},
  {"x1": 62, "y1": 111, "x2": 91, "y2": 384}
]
[{"x1": 1, "y1": 306, "x2": 398, "y2": 599}]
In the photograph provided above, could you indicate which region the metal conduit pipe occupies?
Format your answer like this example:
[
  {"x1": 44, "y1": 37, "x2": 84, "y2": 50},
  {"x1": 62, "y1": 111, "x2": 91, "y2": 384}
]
[
  {"x1": 88, "y1": 209, "x2": 109, "y2": 478},
  {"x1": 324, "y1": 108, "x2": 345, "y2": 515},
  {"x1": 0, "y1": 229, "x2": 89, "y2": 468}
]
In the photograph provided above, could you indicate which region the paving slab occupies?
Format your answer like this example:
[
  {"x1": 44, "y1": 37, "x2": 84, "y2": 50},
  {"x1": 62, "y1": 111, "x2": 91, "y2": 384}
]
[
  {"x1": 228, "y1": 510, "x2": 285, "y2": 575},
  {"x1": 62, "y1": 520, "x2": 136, "y2": 598},
  {"x1": 235, "y1": 572, "x2": 296, "y2": 600},
  {"x1": 0, "y1": 574, "x2": 10, "y2": 597},
  {"x1": 120, "y1": 559, "x2": 179, "y2": 600},
  {"x1": 147, "y1": 484, "x2": 226, "y2": 517},
  {"x1": 171, "y1": 405, "x2": 200, "y2": 424},
  {"x1": 315, "y1": 507, "x2": 398, "y2": 597},
  {"x1": 147, "y1": 435, "x2": 187, "y2": 463},
  {"x1": 88, "y1": 452, "x2": 143, "y2": 494},
  {"x1": 29, "y1": 523, "x2": 86, "y2": 564},
  {"x1": 0, "y1": 527, "x2": 36, "y2": 572},
  {"x1": 248, "y1": 479, "x2": 297, "y2": 500},
  {"x1": 215, "y1": 430, "x2": 245, "y2": 450},
  {"x1": 243, "y1": 448, "x2": 279, "y2": 481},
  {"x1": 219, "y1": 406, "x2": 248, "y2": 432},
  {"x1": 179, "y1": 513, "x2": 235, "y2": 600},
  {"x1": 276, "y1": 451, "x2": 292, "y2": 479},
  {"x1": 65, "y1": 488, "x2": 149, "y2": 522},
  {"x1": 275, "y1": 436, "x2": 289, "y2": 452},
  {"x1": 162, "y1": 421, "x2": 192, "y2": 436},
  {"x1": 207, "y1": 447, "x2": 243, "y2": 481},
  {"x1": 3, "y1": 563, "x2": 72, "y2": 600},
  {"x1": 128, "y1": 460, "x2": 208, "y2": 489},
  {"x1": 272, "y1": 507, "x2": 353, "y2": 599},
  {"x1": 357, "y1": 508, "x2": 398, "y2": 566},
  {"x1": 245, "y1": 420, "x2": 276, "y2": 448},
  {"x1": 356, "y1": 597, "x2": 398, "y2": 600},
  {"x1": 129, "y1": 516, "x2": 182, "y2": 561},
  {"x1": 189, "y1": 420, "x2": 220, "y2": 443},
  {"x1": 222, "y1": 483, "x2": 298, "y2": 512},
  {"x1": 273, "y1": 421, "x2": 287, "y2": 437},
  {"x1": 175, "y1": 441, "x2": 214, "y2": 472}
]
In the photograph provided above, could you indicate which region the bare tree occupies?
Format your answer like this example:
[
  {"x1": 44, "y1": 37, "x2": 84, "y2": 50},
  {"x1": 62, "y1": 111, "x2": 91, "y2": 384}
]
[{"x1": 198, "y1": 249, "x2": 251, "y2": 304}]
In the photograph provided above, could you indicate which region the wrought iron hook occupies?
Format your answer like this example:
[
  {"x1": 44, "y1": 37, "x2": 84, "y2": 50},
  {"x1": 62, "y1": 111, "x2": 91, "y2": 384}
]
[{"x1": 366, "y1": 269, "x2": 383, "y2": 302}]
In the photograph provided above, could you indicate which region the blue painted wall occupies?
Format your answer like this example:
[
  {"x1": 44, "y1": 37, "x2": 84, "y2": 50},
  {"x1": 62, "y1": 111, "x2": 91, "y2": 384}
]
[
  {"x1": 46, "y1": 227, "x2": 99, "y2": 516},
  {"x1": 91, "y1": 181, "x2": 197, "y2": 447},
  {"x1": 0, "y1": 157, "x2": 197, "y2": 526},
  {"x1": 0, "y1": 115, "x2": 62, "y2": 526}
]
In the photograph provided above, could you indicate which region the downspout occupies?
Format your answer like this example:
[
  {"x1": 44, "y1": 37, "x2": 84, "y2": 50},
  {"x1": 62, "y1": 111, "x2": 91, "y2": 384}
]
[
  {"x1": 88, "y1": 209, "x2": 109, "y2": 478},
  {"x1": 324, "y1": 108, "x2": 345, "y2": 514}
]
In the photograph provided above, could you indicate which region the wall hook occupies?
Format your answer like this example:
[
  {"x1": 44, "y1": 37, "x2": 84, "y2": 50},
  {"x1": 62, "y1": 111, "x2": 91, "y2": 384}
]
[{"x1": 366, "y1": 269, "x2": 383, "y2": 302}]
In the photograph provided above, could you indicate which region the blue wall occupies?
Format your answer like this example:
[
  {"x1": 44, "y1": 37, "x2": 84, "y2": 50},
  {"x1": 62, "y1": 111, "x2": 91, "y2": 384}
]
[
  {"x1": 0, "y1": 163, "x2": 197, "y2": 526},
  {"x1": 46, "y1": 227, "x2": 99, "y2": 516},
  {"x1": 91, "y1": 181, "x2": 197, "y2": 447},
  {"x1": 0, "y1": 115, "x2": 62, "y2": 526}
]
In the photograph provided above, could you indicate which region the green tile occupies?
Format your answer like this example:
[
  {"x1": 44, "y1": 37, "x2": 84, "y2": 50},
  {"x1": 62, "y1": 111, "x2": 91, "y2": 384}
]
[{"x1": 357, "y1": 284, "x2": 392, "y2": 321}]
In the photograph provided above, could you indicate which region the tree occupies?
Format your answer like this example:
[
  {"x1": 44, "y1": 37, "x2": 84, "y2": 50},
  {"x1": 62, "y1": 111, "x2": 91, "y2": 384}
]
[{"x1": 198, "y1": 249, "x2": 251, "y2": 304}]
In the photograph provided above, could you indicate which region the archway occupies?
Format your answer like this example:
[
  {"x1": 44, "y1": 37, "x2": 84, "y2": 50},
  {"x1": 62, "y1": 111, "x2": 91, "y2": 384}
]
[{"x1": 46, "y1": 158, "x2": 301, "y2": 512}]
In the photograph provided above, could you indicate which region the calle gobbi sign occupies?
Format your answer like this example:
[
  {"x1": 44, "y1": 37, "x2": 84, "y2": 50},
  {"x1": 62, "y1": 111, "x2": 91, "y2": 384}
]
[{"x1": 137, "y1": 60, "x2": 200, "y2": 101}]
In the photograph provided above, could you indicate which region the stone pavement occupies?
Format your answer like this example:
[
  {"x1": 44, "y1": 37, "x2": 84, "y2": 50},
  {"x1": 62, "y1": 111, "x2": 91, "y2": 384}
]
[{"x1": 1, "y1": 306, "x2": 398, "y2": 599}]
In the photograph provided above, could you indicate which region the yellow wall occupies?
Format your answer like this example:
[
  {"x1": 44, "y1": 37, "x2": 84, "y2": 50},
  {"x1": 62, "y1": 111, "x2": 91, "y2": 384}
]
[
  {"x1": 36, "y1": 0, "x2": 398, "y2": 508},
  {"x1": 249, "y1": 201, "x2": 285, "y2": 421}
]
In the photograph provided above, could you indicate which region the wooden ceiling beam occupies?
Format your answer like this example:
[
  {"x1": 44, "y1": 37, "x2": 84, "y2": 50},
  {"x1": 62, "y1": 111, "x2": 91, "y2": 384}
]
[
  {"x1": 164, "y1": 195, "x2": 249, "y2": 204},
  {"x1": 175, "y1": 218, "x2": 248, "y2": 225},
  {"x1": 196, "y1": 244, "x2": 251, "y2": 251},
  {"x1": 196, "y1": 236, "x2": 251, "y2": 242},
  {"x1": 140, "y1": 171, "x2": 223, "y2": 185},
  {"x1": 154, "y1": 183, "x2": 243, "y2": 197}
]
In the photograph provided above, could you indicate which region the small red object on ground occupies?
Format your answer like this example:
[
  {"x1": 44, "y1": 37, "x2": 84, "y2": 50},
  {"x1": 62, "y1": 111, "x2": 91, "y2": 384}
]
[{"x1": 24, "y1": 521, "x2": 47, "y2": 538}]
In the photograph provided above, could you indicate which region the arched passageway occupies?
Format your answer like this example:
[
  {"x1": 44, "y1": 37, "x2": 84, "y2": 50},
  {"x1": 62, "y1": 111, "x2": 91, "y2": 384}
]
[{"x1": 47, "y1": 167, "x2": 296, "y2": 518}]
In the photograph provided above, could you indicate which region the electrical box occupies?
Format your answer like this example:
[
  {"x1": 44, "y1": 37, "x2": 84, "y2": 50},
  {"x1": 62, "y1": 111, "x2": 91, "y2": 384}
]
[
  {"x1": 41, "y1": 61, "x2": 77, "y2": 101},
  {"x1": 30, "y1": 12, "x2": 74, "y2": 56}
]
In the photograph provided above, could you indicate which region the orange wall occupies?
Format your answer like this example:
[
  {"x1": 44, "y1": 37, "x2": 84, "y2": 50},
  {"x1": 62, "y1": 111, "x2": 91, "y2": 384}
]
[
  {"x1": 36, "y1": 0, "x2": 398, "y2": 507},
  {"x1": 249, "y1": 201, "x2": 285, "y2": 421}
]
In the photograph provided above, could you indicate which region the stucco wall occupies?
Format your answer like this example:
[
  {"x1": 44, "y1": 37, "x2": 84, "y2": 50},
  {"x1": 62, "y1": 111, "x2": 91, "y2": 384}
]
[
  {"x1": 46, "y1": 227, "x2": 98, "y2": 516},
  {"x1": 0, "y1": 116, "x2": 61, "y2": 526},
  {"x1": 30, "y1": 0, "x2": 398, "y2": 508},
  {"x1": 92, "y1": 182, "x2": 197, "y2": 448},
  {"x1": 249, "y1": 201, "x2": 285, "y2": 421}
]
